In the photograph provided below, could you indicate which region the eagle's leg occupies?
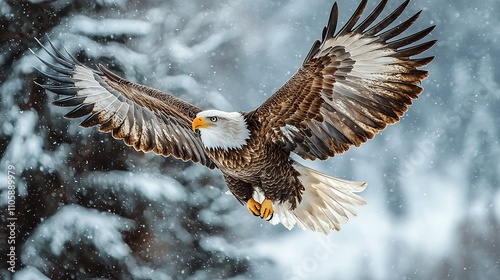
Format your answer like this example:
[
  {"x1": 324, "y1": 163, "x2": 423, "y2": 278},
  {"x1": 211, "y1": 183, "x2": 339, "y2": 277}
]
[
  {"x1": 247, "y1": 198, "x2": 274, "y2": 220},
  {"x1": 260, "y1": 198, "x2": 274, "y2": 220},
  {"x1": 247, "y1": 198, "x2": 261, "y2": 216}
]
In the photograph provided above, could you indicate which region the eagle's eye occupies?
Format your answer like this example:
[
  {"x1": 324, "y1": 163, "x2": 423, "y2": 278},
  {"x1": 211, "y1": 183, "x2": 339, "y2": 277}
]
[{"x1": 209, "y1": 116, "x2": 218, "y2": 122}]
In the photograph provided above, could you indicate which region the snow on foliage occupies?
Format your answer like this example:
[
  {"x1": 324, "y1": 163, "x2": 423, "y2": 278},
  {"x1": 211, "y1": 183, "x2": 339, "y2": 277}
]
[
  {"x1": 68, "y1": 16, "x2": 152, "y2": 37},
  {"x1": 13, "y1": 266, "x2": 50, "y2": 280},
  {"x1": 83, "y1": 171, "x2": 188, "y2": 202},
  {"x1": 22, "y1": 205, "x2": 133, "y2": 263}
]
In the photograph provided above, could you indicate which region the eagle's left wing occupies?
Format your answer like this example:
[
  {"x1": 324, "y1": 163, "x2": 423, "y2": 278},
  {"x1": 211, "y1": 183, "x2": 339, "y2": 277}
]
[
  {"x1": 251, "y1": 0, "x2": 436, "y2": 160},
  {"x1": 32, "y1": 38, "x2": 216, "y2": 168}
]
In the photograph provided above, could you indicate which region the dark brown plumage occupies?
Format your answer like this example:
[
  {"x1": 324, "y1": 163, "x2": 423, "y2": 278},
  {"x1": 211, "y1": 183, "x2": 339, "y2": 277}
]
[{"x1": 33, "y1": 0, "x2": 436, "y2": 234}]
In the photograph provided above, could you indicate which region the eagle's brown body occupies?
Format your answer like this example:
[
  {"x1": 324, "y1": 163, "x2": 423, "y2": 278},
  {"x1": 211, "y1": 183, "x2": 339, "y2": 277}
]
[
  {"x1": 33, "y1": 0, "x2": 436, "y2": 233},
  {"x1": 206, "y1": 115, "x2": 304, "y2": 208}
]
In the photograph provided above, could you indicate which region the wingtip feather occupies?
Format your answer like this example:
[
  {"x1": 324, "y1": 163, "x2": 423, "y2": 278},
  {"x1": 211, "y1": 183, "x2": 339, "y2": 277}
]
[
  {"x1": 336, "y1": 0, "x2": 368, "y2": 36},
  {"x1": 64, "y1": 104, "x2": 94, "y2": 118},
  {"x1": 324, "y1": 2, "x2": 339, "y2": 40}
]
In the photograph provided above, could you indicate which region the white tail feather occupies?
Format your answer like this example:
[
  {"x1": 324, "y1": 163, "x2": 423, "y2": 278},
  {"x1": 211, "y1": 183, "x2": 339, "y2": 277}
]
[{"x1": 253, "y1": 162, "x2": 367, "y2": 234}]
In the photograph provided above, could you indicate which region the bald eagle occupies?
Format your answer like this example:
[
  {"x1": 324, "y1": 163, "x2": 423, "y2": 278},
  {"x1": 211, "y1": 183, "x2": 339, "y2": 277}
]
[{"x1": 33, "y1": 0, "x2": 435, "y2": 234}]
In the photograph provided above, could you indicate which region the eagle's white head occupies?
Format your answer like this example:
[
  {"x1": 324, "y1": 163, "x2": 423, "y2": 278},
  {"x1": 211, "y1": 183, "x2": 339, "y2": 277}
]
[{"x1": 192, "y1": 110, "x2": 251, "y2": 151}]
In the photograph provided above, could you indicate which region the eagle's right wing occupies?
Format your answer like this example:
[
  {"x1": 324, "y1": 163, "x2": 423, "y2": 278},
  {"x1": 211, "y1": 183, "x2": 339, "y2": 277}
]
[
  {"x1": 251, "y1": 0, "x2": 436, "y2": 160},
  {"x1": 32, "y1": 38, "x2": 216, "y2": 169}
]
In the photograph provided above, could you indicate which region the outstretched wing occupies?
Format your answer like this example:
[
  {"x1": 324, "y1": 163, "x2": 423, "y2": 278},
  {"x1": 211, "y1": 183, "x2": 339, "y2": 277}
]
[
  {"x1": 251, "y1": 0, "x2": 436, "y2": 160},
  {"x1": 32, "y1": 38, "x2": 216, "y2": 168}
]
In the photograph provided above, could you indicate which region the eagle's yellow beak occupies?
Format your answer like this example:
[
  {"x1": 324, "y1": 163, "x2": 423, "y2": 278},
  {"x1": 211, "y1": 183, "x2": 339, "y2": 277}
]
[{"x1": 192, "y1": 116, "x2": 207, "y2": 131}]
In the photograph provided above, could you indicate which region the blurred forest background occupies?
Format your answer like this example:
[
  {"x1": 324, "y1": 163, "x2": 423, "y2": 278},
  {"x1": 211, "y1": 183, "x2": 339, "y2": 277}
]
[{"x1": 0, "y1": 0, "x2": 499, "y2": 279}]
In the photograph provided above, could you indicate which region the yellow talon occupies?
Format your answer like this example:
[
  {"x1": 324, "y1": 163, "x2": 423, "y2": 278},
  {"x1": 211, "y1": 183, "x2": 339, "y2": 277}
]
[
  {"x1": 247, "y1": 197, "x2": 261, "y2": 216},
  {"x1": 260, "y1": 198, "x2": 274, "y2": 220}
]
